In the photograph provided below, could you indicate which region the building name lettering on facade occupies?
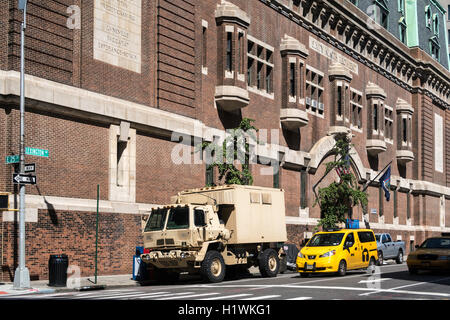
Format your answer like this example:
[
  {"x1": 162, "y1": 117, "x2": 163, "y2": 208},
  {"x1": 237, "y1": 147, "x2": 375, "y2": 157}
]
[
  {"x1": 309, "y1": 36, "x2": 358, "y2": 75},
  {"x1": 94, "y1": 0, "x2": 142, "y2": 73}
]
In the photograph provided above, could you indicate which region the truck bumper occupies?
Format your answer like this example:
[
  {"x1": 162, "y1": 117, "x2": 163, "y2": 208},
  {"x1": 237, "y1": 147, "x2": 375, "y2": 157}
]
[{"x1": 141, "y1": 250, "x2": 198, "y2": 269}]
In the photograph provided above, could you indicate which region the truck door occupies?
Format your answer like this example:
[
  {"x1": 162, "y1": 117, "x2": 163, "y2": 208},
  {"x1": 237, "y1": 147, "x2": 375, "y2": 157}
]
[
  {"x1": 382, "y1": 234, "x2": 394, "y2": 258},
  {"x1": 193, "y1": 207, "x2": 207, "y2": 245}
]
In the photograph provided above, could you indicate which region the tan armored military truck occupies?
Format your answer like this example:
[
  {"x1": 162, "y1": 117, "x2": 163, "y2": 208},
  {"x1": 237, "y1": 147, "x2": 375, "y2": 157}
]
[{"x1": 140, "y1": 185, "x2": 288, "y2": 283}]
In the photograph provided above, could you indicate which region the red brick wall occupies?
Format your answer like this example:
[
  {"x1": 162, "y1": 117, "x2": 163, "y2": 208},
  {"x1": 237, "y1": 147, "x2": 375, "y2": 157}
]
[{"x1": 1, "y1": 210, "x2": 142, "y2": 281}]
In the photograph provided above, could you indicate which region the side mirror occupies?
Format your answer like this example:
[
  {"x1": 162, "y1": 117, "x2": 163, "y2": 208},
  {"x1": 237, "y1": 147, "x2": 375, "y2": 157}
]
[{"x1": 415, "y1": 245, "x2": 419, "y2": 249}]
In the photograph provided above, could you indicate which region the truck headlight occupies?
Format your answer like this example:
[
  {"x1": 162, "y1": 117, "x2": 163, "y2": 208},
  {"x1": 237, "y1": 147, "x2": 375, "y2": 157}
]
[
  {"x1": 319, "y1": 250, "x2": 336, "y2": 258},
  {"x1": 297, "y1": 252, "x2": 305, "y2": 258}
]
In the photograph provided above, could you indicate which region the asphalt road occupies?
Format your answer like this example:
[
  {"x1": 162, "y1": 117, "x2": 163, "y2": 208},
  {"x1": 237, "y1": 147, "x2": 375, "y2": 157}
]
[{"x1": 3, "y1": 262, "x2": 450, "y2": 301}]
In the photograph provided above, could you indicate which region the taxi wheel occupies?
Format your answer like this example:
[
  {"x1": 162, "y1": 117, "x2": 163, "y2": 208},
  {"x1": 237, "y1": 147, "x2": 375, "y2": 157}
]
[{"x1": 337, "y1": 260, "x2": 347, "y2": 277}]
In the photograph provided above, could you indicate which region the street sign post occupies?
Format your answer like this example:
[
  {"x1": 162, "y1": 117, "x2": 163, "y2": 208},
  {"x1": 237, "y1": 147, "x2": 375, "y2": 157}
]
[
  {"x1": 13, "y1": 173, "x2": 37, "y2": 185},
  {"x1": 14, "y1": 0, "x2": 31, "y2": 289}
]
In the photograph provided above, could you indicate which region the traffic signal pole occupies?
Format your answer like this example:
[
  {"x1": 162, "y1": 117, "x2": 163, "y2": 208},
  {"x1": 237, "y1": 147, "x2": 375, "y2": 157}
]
[{"x1": 13, "y1": 0, "x2": 30, "y2": 289}]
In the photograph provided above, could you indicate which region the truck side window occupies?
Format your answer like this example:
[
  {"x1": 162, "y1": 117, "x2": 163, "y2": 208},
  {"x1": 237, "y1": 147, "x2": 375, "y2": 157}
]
[
  {"x1": 385, "y1": 234, "x2": 392, "y2": 242},
  {"x1": 194, "y1": 209, "x2": 206, "y2": 227}
]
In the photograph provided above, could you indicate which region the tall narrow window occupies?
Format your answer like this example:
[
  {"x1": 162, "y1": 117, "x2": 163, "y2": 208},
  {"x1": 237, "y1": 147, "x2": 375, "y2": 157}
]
[
  {"x1": 257, "y1": 62, "x2": 263, "y2": 90},
  {"x1": 226, "y1": 32, "x2": 233, "y2": 71},
  {"x1": 273, "y1": 166, "x2": 280, "y2": 189},
  {"x1": 373, "y1": 103, "x2": 378, "y2": 131},
  {"x1": 117, "y1": 140, "x2": 127, "y2": 187},
  {"x1": 266, "y1": 66, "x2": 272, "y2": 93},
  {"x1": 248, "y1": 57, "x2": 254, "y2": 86},
  {"x1": 202, "y1": 26, "x2": 207, "y2": 67},
  {"x1": 238, "y1": 32, "x2": 244, "y2": 74},
  {"x1": 289, "y1": 63, "x2": 296, "y2": 97},
  {"x1": 206, "y1": 165, "x2": 214, "y2": 186},
  {"x1": 337, "y1": 86, "x2": 342, "y2": 116},
  {"x1": 300, "y1": 170, "x2": 307, "y2": 209},
  {"x1": 393, "y1": 188, "x2": 398, "y2": 218},
  {"x1": 402, "y1": 118, "x2": 407, "y2": 142}
]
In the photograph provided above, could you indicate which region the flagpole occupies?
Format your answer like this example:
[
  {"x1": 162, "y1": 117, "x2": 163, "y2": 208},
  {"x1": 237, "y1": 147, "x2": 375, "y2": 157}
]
[{"x1": 361, "y1": 160, "x2": 393, "y2": 193}]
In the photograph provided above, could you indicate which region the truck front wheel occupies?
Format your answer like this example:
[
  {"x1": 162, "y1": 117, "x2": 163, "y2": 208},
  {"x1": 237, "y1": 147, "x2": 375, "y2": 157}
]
[
  {"x1": 201, "y1": 251, "x2": 226, "y2": 283},
  {"x1": 258, "y1": 248, "x2": 280, "y2": 278}
]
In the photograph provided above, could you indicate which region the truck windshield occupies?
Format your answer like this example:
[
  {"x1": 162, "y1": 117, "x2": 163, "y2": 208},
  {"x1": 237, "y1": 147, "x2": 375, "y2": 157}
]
[
  {"x1": 144, "y1": 208, "x2": 168, "y2": 232},
  {"x1": 166, "y1": 207, "x2": 189, "y2": 230},
  {"x1": 307, "y1": 233, "x2": 345, "y2": 247}
]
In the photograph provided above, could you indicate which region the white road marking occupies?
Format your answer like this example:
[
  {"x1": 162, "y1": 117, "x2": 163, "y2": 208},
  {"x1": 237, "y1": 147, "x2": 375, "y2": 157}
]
[
  {"x1": 79, "y1": 291, "x2": 151, "y2": 300},
  {"x1": 240, "y1": 295, "x2": 280, "y2": 300},
  {"x1": 287, "y1": 297, "x2": 313, "y2": 300},
  {"x1": 156, "y1": 292, "x2": 220, "y2": 300},
  {"x1": 200, "y1": 293, "x2": 253, "y2": 300},
  {"x1": 358, "y1": 278, "x2": 392, "y2": 284}
]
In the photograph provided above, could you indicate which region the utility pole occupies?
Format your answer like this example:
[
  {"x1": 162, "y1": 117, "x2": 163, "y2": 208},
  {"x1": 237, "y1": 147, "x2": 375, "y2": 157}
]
[{"x1": 13, "y1": 0, "x2": 30, "y2": 290}]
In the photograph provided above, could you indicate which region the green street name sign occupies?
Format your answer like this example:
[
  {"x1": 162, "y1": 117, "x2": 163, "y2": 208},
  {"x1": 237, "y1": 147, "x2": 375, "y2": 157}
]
[
  {"x1": 5, "y1": 147, "x2": 49, "y2": 164},
  {"x1": 25, "y1": 147, "x2": 49, "y2": 158},
  {"x1": 6, "y1": 155, "x2": 20, "y2": 164}
]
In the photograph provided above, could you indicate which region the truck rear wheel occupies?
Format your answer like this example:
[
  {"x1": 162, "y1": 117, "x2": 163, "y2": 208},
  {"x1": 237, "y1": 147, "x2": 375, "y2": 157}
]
[
  {"x1": 258, "y1": 248, "x2": 280, "y2": 278},
  {"x1": 201, "y1": 250, "x2": 226, "y2": 283}
]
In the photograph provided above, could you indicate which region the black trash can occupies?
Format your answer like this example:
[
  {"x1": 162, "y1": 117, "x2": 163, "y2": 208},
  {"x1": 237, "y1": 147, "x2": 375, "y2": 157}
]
[{"x1": 48, "y1": 254, "x2": 69, "y2": 287}]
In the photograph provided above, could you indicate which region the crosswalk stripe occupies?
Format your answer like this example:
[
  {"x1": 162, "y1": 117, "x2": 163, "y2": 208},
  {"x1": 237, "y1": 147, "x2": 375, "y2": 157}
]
[
  {"x1": 200, "y1": 293, "x2": 253, "y2": 300},
  {"x1": 286, "y1": 297, "x2": 313, "y2": 300},
  {"x1": 76, "y1": 291, "x2": 148, "y2": 300},
  {"x1": 135, "y1": 292, "x2": 196, "y2": 299},
  {"x1": 156, "y1": 292, "x2": 220, "y2": 300},
  {"x1": 240, "y1": 295, "x2": 280, "y2": 300}
]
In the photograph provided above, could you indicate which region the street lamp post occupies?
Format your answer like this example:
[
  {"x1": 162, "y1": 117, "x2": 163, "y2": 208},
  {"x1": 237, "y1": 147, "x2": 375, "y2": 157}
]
[{"x1": 13, "y1": 0, "x2": 30, "y2": 290}]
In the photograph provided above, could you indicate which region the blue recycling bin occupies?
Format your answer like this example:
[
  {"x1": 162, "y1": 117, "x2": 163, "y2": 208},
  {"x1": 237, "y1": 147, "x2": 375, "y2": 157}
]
[
  {"x1": 346, "y1": 219, "x2": 359, "y2": 229},
  {"x1": 133, "y1": 246, "x2": 147, "y2": 281}
]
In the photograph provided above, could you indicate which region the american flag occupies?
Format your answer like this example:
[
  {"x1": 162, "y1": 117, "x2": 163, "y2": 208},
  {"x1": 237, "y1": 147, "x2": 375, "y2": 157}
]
[{"x1": 335, "y1": 154, "x2": 351, "y2": 178}]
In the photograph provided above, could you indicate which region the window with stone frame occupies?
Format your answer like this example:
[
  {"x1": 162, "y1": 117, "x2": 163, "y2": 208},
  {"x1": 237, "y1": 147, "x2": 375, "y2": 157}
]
[
  {"x1": 384, "y1": 106, "x2": 394, "y2": 142},
  {"x1": 305, "y1": 66, "x2": 324, "y2": 117},
  {"x1": 350, "y1": 89, "x2": 363, "y2": 131},
  {"x1": 247, "y1": 38, "x2": 274, "y2": 95}
]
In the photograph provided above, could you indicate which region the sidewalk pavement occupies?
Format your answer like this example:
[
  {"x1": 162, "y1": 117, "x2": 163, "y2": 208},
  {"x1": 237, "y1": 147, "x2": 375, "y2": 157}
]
[
  {"x1": 0, "y1": 267, "x2": 263, "y2": 297},
  {"x1": 0, "y1": 274, "x2": 140, "y2": 297}
]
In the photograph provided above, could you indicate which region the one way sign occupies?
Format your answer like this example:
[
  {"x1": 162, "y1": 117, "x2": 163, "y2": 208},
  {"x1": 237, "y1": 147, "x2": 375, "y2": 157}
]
[{"x1": 13, "y1": 173, "x2": 37, "y2": 185}]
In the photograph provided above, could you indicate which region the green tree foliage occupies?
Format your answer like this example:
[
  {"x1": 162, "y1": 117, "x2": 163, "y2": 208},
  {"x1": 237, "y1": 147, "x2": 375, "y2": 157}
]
[
  {"x1": 197, "y1": 118, "x2": 258, "y2": 186},
  {"x1": 314, "y1": 136, "x2": 368, "y2": 231}
]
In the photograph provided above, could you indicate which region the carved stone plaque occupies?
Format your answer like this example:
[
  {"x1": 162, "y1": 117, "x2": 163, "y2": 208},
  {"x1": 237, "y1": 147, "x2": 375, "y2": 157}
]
[{"x1": 93, "y1": 0, "x2": 142, "y2": 73}]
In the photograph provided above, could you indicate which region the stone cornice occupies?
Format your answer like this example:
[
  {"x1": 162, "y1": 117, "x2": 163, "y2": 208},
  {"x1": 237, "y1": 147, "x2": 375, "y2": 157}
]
[{"x1": 259, "y1": 0, "x2": 450, "y2": 109}]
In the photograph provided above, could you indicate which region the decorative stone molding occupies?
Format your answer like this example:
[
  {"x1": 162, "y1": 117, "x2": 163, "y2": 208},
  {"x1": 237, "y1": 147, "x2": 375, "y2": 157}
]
[
  {"x1": 280, "y1": 34, "x2": 309, "y2": 57},
  {"x1": 280, "y1": 108, "x2": 309, "y2": 131},
  {"x1": 215, "y1": 85, "x2": 250, "y2": 111},
  {"x1": 366, "y1": 139, "x2": 387, "y2": 156},
  {"x1": 215, "y1": 0, "x2": 251, "y2": 26}
]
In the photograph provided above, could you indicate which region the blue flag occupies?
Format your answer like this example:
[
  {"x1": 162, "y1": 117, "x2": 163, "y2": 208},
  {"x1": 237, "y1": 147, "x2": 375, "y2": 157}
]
[{"x1": 379, "y1": 165, "x2": 391, "y2": 201}]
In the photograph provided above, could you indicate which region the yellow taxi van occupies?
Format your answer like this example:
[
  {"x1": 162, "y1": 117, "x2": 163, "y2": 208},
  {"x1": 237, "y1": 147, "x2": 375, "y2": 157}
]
[{"x1": 296, "y1": 229, "x2": 378, "y2": 277}]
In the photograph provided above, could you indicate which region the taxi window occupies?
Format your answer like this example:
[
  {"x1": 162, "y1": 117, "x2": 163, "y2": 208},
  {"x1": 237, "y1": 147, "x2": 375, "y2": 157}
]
[
  {"x1": 307, "y1": 233, "x2": 345, "y2": 247},
  {"x1": 420, "y1": 238, "x2": 450, "y2": 249},
  {"x1": 357, "y1": 231, "x2": 375, "y2": 243}
]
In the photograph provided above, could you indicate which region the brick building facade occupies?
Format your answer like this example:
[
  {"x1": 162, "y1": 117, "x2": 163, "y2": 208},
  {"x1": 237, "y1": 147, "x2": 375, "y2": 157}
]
[{"x1": 0, "y1": 0, "x2": 449, "y2": 281}]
